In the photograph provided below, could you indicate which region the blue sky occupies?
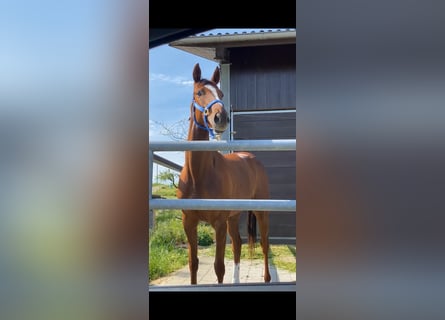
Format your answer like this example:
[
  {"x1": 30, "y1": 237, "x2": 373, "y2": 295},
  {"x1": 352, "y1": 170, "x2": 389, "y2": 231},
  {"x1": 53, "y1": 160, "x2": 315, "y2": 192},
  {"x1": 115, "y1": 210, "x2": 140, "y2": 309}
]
[{"x1": 149, "y1": 28, "x2": 281, "y2": 173}]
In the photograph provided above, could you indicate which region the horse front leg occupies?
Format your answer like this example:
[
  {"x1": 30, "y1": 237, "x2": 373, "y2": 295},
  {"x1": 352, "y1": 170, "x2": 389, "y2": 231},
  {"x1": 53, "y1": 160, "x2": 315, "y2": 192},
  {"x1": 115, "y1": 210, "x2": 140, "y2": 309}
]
[
  {"x1": 182, "y1": 212, "x2": 199, "y2": 284},
  {"x1": 213, "y1": 218, "x2": 227, "y2": 284}
]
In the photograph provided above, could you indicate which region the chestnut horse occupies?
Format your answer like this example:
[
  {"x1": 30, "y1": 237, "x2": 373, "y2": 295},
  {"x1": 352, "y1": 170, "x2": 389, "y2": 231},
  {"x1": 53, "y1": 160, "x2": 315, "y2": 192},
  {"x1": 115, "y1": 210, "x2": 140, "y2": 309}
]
[{"x1": 177, "y1": 63, "x2": 271, "y2": 285}]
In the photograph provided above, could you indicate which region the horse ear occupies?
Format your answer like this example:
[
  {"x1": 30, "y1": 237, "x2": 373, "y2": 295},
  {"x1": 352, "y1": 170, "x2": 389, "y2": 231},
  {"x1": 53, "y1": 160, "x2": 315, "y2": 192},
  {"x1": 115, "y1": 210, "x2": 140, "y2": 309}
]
[
  {"x1": 193, "y1": 63, "x2": 201, "y2": 82},
  {"x1": 211, "y1": 66, "x2": 220, "y2": 84}
]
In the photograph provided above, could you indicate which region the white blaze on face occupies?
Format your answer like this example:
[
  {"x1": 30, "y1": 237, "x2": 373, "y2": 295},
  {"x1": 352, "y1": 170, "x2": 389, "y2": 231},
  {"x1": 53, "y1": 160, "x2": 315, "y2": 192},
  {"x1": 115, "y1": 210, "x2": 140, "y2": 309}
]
[
  {"x1": 232, "y1": 262, "x2": 240, "y2": 283},
  {"x1": 204, "y1": 84, "x2": 224, "y2": 137},
  {"x1": 205, "y1": 84, "x2": 219, "y2": 101}
]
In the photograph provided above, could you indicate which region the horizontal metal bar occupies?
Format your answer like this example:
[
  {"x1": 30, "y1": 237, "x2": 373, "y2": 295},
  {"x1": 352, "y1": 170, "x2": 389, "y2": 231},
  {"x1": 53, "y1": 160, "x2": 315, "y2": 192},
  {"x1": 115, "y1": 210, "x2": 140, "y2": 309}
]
[
  {"x1": 153, "y1": 154, "x2": 183, "y2": 172},
  {"x1": 149, "y1": 199, "x2": 296, "y2": 211},
  {"x1": 149, "y1": 139, "x2": 296, "y2": 152},
  {"x1": 232, "y1": 109, "x2": 296, "y2": 115},
  {"x1": 149, "y1": 281, "x2": 296, "y2": 292}
]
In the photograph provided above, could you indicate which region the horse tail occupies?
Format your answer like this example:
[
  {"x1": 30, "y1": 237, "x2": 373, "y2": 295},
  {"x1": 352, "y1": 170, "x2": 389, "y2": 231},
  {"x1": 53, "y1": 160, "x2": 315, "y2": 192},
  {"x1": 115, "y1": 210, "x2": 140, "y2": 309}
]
[{"x1": 247, "y1": 211, "x2": 257, "y2": 258}]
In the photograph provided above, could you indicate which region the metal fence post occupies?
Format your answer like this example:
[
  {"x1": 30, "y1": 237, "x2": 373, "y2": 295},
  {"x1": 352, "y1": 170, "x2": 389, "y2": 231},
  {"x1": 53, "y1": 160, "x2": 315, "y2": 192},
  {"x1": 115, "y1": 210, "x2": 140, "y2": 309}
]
[{"x1": 149, "y1": 149, "x2": 154, "y2": 229}]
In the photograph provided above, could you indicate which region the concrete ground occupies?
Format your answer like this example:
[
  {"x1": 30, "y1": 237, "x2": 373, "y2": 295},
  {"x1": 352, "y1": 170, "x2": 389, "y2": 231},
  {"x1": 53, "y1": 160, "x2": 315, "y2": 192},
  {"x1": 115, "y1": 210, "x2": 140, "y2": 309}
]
[{"x1": 149, "y1": 255, "x2": 296, "y2": 287}]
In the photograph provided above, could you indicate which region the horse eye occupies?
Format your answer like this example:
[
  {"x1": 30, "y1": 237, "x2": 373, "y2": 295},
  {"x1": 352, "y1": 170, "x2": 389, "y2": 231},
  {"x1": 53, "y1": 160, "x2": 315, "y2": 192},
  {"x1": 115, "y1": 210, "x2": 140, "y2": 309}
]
[{"x1": 197, "y1": 90, "x2": 203, "y2": 97}]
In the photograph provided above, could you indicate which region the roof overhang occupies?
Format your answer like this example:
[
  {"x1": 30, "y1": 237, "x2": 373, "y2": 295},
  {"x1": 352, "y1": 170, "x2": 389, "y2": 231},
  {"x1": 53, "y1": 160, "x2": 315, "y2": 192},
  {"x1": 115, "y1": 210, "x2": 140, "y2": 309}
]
[
  {"x1": 169, "y1": 30, "x2": 296, "y2": 63},
  {"x1": 149, "y1": 28, "x2": 211, "y2": 49}
]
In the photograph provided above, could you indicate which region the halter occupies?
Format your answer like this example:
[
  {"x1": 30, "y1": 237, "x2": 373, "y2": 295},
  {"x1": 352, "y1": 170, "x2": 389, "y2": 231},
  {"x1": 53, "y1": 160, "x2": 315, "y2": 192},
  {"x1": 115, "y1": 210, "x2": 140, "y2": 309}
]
[{"x1": 192, "y1": 99, "x2": 224, "y2": 139}]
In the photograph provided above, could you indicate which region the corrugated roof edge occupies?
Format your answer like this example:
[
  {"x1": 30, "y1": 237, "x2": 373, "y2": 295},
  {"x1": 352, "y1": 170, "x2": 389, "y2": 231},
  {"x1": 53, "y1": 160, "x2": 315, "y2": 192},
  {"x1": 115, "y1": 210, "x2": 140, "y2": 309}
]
[
  {"x1": 195, "y1": 29, "x2": 296, "y2": 37},
  {"x1": 169, "y1": 29, "x2": 296, "y2": 62}
]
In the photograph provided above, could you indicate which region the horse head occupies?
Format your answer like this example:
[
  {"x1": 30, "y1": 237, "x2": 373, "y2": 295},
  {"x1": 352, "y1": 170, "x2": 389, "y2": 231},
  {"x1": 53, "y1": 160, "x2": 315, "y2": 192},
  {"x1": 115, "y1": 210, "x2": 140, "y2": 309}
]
[{"x1": 192, "y1": 63, "x2": 230, "y2": 139}]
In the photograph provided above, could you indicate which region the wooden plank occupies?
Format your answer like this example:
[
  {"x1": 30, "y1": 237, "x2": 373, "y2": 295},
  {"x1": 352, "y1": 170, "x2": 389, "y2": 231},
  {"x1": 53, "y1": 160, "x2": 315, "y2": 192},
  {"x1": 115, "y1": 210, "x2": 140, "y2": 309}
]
[{"x1": 230, "y1": 45, "x2": 296, "y2": 111}]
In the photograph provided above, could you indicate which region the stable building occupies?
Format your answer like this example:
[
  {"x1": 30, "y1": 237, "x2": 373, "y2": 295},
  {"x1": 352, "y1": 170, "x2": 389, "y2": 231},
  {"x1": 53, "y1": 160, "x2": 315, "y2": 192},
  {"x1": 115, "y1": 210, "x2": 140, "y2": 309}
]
[{"x1": 170, "y1": 29, "x2": 296, "y2": 244}]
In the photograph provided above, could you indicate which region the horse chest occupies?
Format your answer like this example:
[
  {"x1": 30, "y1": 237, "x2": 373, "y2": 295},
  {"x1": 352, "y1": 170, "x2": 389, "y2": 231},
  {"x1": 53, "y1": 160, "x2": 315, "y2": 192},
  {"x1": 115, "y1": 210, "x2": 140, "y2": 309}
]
[{"x1": 189, "y1": 178, "x2": 224, "y2": 199}]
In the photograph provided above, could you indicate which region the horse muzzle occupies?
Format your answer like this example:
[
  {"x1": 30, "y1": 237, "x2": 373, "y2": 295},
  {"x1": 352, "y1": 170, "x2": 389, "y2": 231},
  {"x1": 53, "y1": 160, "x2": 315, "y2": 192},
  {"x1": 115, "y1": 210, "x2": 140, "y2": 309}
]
[{"x1": 211, "y1": 109, "x2": 230, "y2": 134}]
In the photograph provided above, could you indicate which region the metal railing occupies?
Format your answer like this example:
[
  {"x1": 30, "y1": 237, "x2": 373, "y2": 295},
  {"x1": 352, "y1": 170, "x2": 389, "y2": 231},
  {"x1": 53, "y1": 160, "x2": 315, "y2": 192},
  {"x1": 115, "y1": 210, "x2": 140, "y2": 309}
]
[
  {"x1": 148, "y1": 139, "x2": 296, "y2": 291},
  {"x1": 149, "y1": 139, "x2": 297, "y2": 212}
]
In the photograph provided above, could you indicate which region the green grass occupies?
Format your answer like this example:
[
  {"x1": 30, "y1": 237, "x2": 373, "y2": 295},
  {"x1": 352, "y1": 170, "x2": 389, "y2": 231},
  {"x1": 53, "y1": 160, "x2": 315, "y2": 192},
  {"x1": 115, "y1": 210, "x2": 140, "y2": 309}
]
[
  {"x1": 149, "y1": 183, "x2": 296, "y2": 281},
  {"x1": 149, "y1": 188, "x2": 216, "y2": 280},
  {"x1": 149, "y1": 210, "x2": 215, "y2": 280},
  {"x1": 152, "y1": 183, "x2": 178, "y2": 198},
  {"x1": 149, "y1": 245, "x2": 188, "y2": 279},
  {"x1": 149, "y1": 206, "x2": 187, "y2": 280}
]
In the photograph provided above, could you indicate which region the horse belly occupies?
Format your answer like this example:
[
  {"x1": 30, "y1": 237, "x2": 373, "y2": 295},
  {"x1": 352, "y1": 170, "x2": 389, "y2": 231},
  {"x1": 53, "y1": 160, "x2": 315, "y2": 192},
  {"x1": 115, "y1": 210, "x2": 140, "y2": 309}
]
[
  {"x1": 227, "y1": 171, "x2": 257, "y2": 199},
  {"x1": 183, "y1": 209, "x2": 231, "y2": 224}
]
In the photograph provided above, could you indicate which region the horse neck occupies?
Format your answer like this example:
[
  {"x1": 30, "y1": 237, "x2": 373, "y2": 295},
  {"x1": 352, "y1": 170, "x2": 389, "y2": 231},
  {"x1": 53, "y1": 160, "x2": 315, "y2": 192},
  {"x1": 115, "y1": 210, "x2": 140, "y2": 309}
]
[{"x1": 184, "y1": 117, "x2": 217, "y2": 181}]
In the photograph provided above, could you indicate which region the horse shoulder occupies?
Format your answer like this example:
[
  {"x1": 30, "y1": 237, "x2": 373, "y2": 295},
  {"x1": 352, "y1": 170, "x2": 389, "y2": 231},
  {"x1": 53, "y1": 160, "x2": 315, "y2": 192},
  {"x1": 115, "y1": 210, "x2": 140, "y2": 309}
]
[{"x1": 177, "y1": 167, "x2": 192, "y2": 199}]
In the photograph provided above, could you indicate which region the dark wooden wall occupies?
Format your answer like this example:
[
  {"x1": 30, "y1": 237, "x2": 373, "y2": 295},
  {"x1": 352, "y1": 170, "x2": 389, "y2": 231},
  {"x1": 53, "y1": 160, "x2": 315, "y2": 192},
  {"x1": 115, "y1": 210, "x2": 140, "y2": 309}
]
[
  {"x1": 230, "y1": 44, "x2": 296, "y2": 111},
  {"x1": 232, "y1": 112, "x2": 296, "y2": 243},
  {"x1": 226, "y1": 43, "x2": 296, "y2": 243}
]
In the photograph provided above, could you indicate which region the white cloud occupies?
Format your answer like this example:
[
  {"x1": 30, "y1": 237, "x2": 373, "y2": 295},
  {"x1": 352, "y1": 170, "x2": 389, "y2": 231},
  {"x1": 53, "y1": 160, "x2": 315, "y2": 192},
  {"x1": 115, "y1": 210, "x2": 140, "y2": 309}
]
[{"x1": 149, "y1": 73, "x2": 193, "y2": 86}]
